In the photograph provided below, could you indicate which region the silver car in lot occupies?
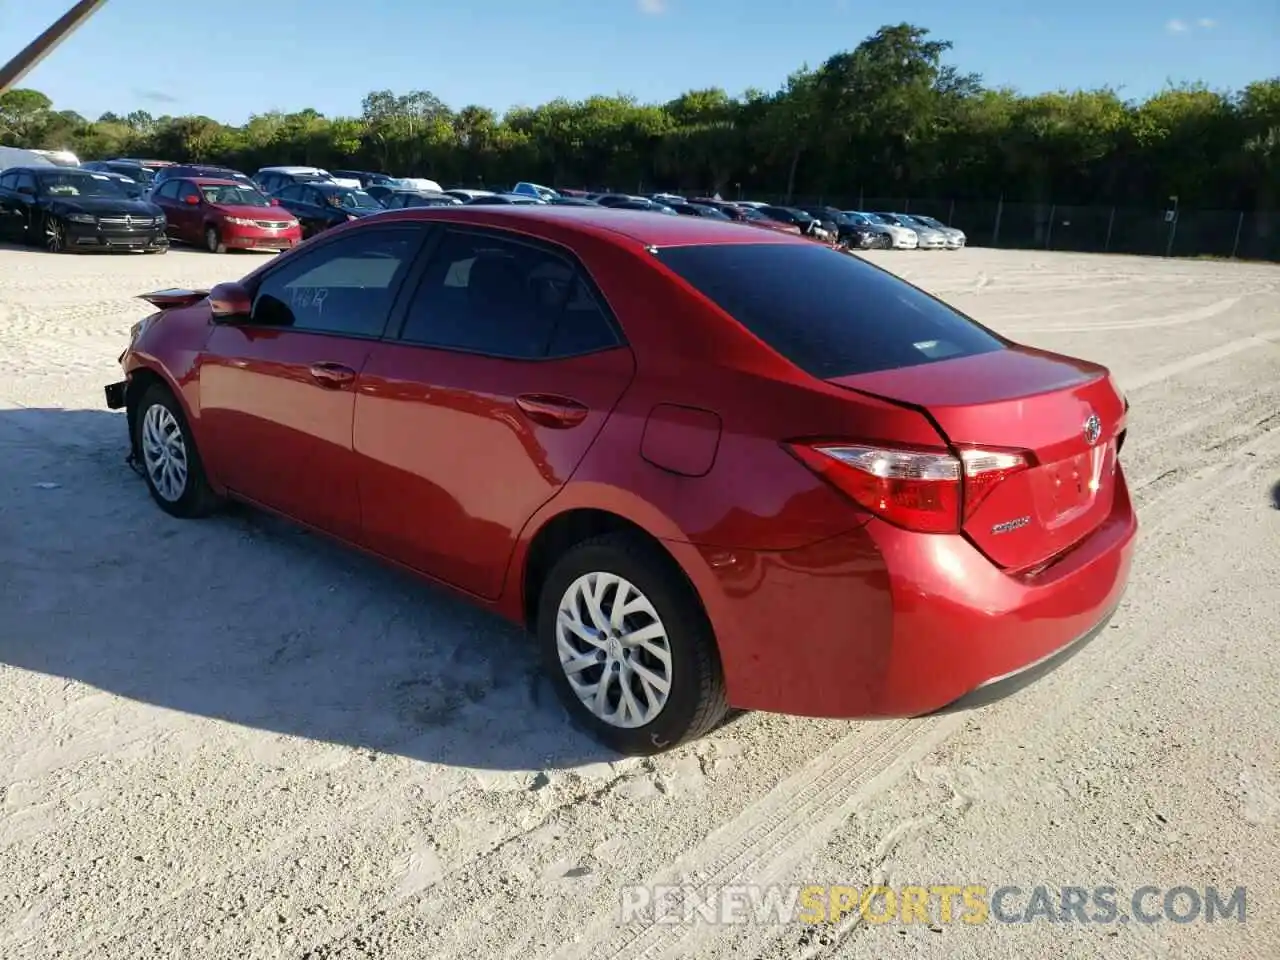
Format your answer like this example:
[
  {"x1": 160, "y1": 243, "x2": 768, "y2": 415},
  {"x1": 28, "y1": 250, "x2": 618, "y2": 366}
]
[
  {"x1": 902, "y1": 213, "x2": 966, "y2": 249},
  {"x1": 844, "y1": 211, "x2": 918, "y2": 249},
  {"x1": 874, "y1": 212, "x2": 949, "y2": 249}
]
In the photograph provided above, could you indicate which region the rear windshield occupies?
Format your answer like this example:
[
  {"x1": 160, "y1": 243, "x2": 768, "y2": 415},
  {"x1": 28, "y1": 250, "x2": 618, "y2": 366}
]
[{"x1": 655, "y1": 243, "x2": 1005, "y2": 378}]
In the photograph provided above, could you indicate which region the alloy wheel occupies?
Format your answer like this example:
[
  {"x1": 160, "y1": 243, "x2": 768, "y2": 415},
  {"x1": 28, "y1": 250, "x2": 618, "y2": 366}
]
[
  {"x1": 555, "y1": 571, "x2": 673, "y2": 729},
  {"x1": 44, "y1": 217, "x2": 65, "y2": 253},
  {"x1": 140, "y1": 403, "x2": 189, "y2": 502}
]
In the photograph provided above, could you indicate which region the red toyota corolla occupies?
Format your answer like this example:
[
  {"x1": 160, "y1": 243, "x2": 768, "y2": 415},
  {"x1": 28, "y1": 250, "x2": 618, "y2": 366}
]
[{"x1": 105, "y1": 206, "x2": 1136, "y2": 755}]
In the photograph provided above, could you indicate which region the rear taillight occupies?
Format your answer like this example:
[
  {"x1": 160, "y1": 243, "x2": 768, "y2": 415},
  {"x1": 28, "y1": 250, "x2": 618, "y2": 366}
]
[{"x1": 786, "y1": 442, "x2": 1029, "y2": 533}]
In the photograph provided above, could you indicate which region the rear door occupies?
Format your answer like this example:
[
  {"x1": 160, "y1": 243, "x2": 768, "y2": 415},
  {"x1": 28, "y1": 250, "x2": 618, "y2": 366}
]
[
  {"x1": 353, "y1": 226, "x2": 635, "y2": 598},
  {"x1": 150, "y1": 179, "x2": 184, "y2": 239}
]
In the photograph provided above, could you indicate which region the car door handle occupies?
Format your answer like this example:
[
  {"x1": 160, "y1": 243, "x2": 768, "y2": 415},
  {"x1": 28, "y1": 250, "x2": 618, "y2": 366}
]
[
  {"x1": 308, "y1": 362, "x2": 356, "y2": 388},
  {"x1": 515, "y1": 394, "x2": 590, "y2": 428}
]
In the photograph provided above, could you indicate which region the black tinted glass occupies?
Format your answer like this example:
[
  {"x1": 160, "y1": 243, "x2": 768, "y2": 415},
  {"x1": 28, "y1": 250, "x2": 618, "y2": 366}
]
[
  {"x1": 398, "y1": 230, "x2": 619, "y2": 359},
  {"x1": 655, "y1": 243, "x2": 1004, "y2": 377}
]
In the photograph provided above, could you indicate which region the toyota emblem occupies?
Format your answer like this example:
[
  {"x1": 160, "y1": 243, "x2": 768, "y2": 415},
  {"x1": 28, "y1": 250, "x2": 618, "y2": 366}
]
[{"x1": 1083, "y1": 413, "x2": 1102, "y2": 446}]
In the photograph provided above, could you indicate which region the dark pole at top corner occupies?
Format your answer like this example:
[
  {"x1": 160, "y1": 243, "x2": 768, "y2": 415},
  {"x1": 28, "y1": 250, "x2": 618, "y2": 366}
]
[{"x1": 0, "y1": 0, "x2": 110, "y2": 97}]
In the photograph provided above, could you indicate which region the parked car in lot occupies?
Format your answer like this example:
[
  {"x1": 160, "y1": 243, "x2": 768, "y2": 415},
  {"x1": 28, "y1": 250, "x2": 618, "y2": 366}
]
[
  {"x1": 379, "y1": 190, "x2": 462, "y2": 209},
  {"x1": 105, "y1": 205, "x2": 1135, "y2": 755},
  {"x1": 270, "y1": 181, "x2": 384, "y2": 238},
  {"x1": 464, "y1": 193, "x2": 545, "y2": 205},
  {"x1": 151, "y1": 164, "x2": 256, "y2": 194},
  {"x1": 874, "y1": 212, "x2": 948, "y2": 249},
  {"x1": 92, "y1": 170, "x2": 146, "y2": 199},
  {"x1": 510, "y1": 181, "x2": 559, "y2": 201},
  {"x1": 901, "y1": 213, "x2": 966, "y2": 248},
  {"x1": 756, "y1": 205, "x2": 834, "y2": 241},
  {"x1": 0, "y1": 166, "x2": 168, "y2": 254},
  {"x1": 83, "y1": 159, "x2": 160, "y2": 189},
  {"x1": 253, "y1": 165, "x2": 357, "y2": 194},
  {"x1": 687, "y1": 198, "x2": 805, "y2": 235},
  {"x1": 150, "y1": 177, "x2": 302, "y2": 253},
  {"x1": 444, "y1": 188, "x2": 495, "y2": 203},
  {"x1": 331, "y1": 170, "x2": 397, "y2": 188},
  {"x1": 667, "y1": 201, "x2": 733, "y2": 220},
  {"x1": 844, "y1": 211, "x2": 918, "y2": 249}
]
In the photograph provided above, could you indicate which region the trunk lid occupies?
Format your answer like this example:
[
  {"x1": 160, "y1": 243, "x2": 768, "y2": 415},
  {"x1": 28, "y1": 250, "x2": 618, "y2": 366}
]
[{"x1": 830, "y1": 345, "x2": 1127, "y2": 569}]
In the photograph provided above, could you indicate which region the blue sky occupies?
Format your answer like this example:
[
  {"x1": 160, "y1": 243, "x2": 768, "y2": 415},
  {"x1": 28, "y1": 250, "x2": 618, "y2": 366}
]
[{"x1": 1, "y1": 0, "x2": 1276, "y2": 124}]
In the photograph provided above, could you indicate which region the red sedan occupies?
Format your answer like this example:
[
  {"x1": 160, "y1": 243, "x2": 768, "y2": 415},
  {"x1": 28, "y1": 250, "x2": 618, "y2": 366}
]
[
  {"x1": 104, "y1": 206, "x2": 1136, "y2": 755},
  {"x1": 150, "y1": 177, "x2": 302, "y2": 253}
]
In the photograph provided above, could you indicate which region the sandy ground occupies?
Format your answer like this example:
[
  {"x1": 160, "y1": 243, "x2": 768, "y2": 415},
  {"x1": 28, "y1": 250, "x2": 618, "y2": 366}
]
[{"x1": 0, "y1": 243, "x2": 1277, "y2": 960}]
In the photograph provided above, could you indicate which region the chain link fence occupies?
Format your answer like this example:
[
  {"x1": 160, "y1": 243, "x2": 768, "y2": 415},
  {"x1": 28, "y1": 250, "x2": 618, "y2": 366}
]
[{"x1": 732, "y1": 191, "x2": 1279, "y2": 262}]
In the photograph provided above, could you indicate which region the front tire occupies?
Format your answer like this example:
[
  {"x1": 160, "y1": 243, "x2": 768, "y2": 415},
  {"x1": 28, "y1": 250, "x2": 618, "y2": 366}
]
[
  {"x1": 134, "y1": 383, "x2": 221, "y2": 519},
  {"x1": 537, "y1": 532, "x2": 728, "y2": 755},
  {"x1": 205, "y1": 225, "x2": 226, "y2": 254},
  {"x1": 44, "y1": 215, "x2": 67, "y2": 253}
]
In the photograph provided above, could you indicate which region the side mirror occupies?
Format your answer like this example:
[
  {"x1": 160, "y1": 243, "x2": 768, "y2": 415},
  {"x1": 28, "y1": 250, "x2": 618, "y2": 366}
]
[
  {"x1": 269, "y1": 197, "x2": 280, "y2": 206},
  {"x1": 183, "y1": 194, "x2": 200, "y2": 205},
  {"x1": 209, "y1": 281, "x2": 252, "y2": 321}
]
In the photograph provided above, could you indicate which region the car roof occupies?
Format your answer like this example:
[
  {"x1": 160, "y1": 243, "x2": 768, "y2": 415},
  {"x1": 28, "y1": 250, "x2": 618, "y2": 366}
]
[
  {"x1": 189, "y1": 178, "x2": 246, "y2": 186},
  {"x1": 359, "y1": 204, "x2": 805, "y2": 249}
]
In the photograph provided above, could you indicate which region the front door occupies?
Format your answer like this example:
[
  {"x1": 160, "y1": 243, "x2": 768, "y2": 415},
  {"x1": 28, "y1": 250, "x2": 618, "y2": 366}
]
[
  {"x1": 197, "y1": 223, "x2": 429, "y2": 540},
  {"x1": 0, "y1": 172, "x2": 23, "y2": 242},
  {"x1": 353, "y1": 226, "x2": 635, "y2": 598},
  {"x1": 150, "y1": 179, "x2": 186, "y2": 241}
]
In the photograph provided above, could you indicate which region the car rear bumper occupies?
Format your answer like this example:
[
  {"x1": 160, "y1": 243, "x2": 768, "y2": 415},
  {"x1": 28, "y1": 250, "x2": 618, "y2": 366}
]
[{"x1": 691, "y1": 467, "x2": 1137, "y2": 718}]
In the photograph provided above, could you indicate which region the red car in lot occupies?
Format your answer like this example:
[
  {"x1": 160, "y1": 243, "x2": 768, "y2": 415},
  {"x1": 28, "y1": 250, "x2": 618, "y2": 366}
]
[
  {"x1": 105, "y1": 206, "x2": 1136, "y2": 755},
  {"x1": 150, "y1": 177, "x2": 302, "y2": 253}
]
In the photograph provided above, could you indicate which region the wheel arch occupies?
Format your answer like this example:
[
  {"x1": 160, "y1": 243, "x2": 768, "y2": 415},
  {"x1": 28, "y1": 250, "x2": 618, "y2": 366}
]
[
  {"x1": 510, "y1": 496, "x2": 715, "y2": 641},
  {"x1": 123, "y1": 363, "x2": 197, "y2": 459}
]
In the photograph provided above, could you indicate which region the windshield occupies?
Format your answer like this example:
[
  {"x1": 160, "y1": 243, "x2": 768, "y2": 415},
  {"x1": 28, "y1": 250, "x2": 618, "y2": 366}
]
[
  {"x1": 737, "y1": 207, "x2": 768, "y2": 221},
  {"x1": 325, "y1": 189, "x2": 380, "y2": 210},
  {"x1": 201, "y1": 185, "x2": 270, "y2": 207},
  {"x1": 655, "y1": 243, "x2": 1005, "y2": 378},
  {"x1": 917, "y1": 216, "x2": 944, "y2": 229},
  {"x1": 38, "y1": 172, "x2": 126, "y2": 199},
  {"x1": 858, "y1": 213, "x2": 890, "y2": 225}
]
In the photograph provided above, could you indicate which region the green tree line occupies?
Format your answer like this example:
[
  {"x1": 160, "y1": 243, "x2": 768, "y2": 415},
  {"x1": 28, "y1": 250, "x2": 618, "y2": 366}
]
[{"x1": 2, "y1": 24, "x2": 1277, "y2": 210}]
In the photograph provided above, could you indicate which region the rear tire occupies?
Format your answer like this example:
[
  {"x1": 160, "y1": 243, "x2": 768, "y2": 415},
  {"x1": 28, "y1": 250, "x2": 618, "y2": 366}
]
[
  {"x1": 205, "y1": 225, "x2": 226, "y2": 254},
  {"x1": 537, "y1": 532, "x2": 728, "y2": 755},
  {"x1": 133, "y1": 383, "x2": 221, "y2": 519}
]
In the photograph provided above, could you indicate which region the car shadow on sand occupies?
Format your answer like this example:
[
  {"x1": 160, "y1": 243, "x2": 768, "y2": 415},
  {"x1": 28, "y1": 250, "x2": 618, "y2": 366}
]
[
  {"x1": 0, "y1": 406, "x2": 617, "y2": 772},
  {"x1": 1271, "y1": 480, "x2": 1280, "y2": 510}
]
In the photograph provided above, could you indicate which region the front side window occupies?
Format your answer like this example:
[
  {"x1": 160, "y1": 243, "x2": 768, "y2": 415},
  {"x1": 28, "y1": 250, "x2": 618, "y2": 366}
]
[
  {"x1": 396, "y1": 229, "x2": 620, "y2": 359},
  {"x1": 250, "y1": 228, "x2": 424, "y2": 337}
]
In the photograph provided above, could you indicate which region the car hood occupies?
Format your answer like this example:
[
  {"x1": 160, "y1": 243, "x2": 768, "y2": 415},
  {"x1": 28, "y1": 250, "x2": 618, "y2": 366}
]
[
  {"x1": 49, "y1": 197, "x2": 161, "y2": 217},
  {"x1": 211, "y1": 203, "x2": 295, "y2": 220}
]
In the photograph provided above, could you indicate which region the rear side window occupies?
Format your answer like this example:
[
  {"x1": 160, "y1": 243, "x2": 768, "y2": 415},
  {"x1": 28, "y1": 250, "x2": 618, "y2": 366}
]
[{"x1": 655, "y1": 243, "x2": 1004, "y2": 378}]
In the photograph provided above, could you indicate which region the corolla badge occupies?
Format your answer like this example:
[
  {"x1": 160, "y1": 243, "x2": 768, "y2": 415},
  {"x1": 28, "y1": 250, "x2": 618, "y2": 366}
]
[
  {"x1": 1083, "y1": 413, "x2": 1102, "y2": 446},
  {"x1": 991, "y1": 516, "x2": 1030, "y2": 534}
]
